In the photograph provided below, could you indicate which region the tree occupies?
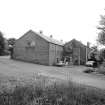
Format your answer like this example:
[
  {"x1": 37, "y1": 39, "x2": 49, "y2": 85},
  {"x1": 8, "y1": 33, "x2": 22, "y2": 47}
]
[
  {"x1": 8, "y1": 38, "x2": 16, "y2": 46},
  {"x1": 89, "y1": 46, "x2": 98, "y2": 61},
  {"x1": 99, "y1": 48, "x2": 105, "y2": 60},
  {"x1": 0, "y1": 32, "x2": 5, "y2": 55},
  {"x1": 97, "y1": 15, "x2": 105, "y2": 45}
]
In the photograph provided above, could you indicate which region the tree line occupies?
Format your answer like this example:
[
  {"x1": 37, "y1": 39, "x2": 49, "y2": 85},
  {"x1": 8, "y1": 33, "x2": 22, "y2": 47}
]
[{"x1": 0, "y1": 32, "x2": 16, "y2": 56}]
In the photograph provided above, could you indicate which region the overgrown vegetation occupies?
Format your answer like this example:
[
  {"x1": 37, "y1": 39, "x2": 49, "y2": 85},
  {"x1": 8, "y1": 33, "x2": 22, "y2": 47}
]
[
  {"x1": 7, "y1": 38, "x2": 16, "y2": 46},
  {"x1": 97, "y1": 14, "x2": 105, "y2": 45},
  {"x1": 0, "y1": 73, "x2": 105, "y2": 105},
  {"x1": 0, "y1": 31, "x2": 5, "y2": 55},
  {"x1": 97, "y1": 62, "x2": 105, "y2": 75}
]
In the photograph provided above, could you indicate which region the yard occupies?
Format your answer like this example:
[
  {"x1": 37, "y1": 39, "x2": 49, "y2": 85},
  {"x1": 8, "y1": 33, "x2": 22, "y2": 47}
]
[
  {"x1": 0, "y1": 56, "x2": 105, "y2": 89},
  {"x1": 0, "y1": 56, "x2": 105, "y2": 105}
]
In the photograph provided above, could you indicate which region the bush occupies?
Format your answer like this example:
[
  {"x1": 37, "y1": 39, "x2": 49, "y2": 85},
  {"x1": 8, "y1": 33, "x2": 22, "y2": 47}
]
[
  {"x1": 97, "y1": 65, "x2": 105, "y2": 75},
  {"x1": 84, "y1": 68, "x2": 94, "y2": 73}
]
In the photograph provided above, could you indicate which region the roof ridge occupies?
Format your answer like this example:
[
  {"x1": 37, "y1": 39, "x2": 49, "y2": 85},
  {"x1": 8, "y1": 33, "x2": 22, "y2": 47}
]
[{"x1": 31, "y1": 30, "x2": 64, "y2": 46}]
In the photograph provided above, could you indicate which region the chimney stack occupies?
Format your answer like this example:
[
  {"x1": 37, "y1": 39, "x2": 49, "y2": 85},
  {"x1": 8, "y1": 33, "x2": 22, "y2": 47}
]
[
  {"x1": 39, "y1": 30, "x2": 43, "y2": 34},
  {"x1": 60, "y1": 40, "x2": 63, "y2": 42},
  {"x1": 87, "y1": 42, "x2": 90, "y2": 48},
  {"x1": 50, "y1": 35, "x2": 53, "y2": 38}
]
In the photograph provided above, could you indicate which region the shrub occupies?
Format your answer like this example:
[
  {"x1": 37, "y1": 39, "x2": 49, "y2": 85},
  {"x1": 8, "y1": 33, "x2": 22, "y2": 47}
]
[
  {"x1": 97, "y1": 65, "x2": 105, "y2": 75},
  {"x1": 83, "y1": 68, "x2": 94, "y2": 73}
]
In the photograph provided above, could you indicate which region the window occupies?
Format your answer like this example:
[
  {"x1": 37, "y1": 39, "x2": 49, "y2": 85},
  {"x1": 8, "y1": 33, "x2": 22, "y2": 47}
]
[{"x1": 26, "y1": 40, "x2": 36, "y2": 47}]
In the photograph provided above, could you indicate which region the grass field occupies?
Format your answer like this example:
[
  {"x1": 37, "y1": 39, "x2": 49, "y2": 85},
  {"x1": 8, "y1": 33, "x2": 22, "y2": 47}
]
[
  {"x1": 0, "y1": 72, "x2": 105, "y2": 105},
  {"x1": 0, "y1": 57, "x2": 105, "y2": 104}
]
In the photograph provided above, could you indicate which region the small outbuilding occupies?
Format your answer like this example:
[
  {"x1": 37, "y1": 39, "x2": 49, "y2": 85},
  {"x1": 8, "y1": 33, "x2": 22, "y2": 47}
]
[
  {"x1": 63, "y1": 39, "x2": 91, "y2": 65},
  {"x1": 13, "y1": 30, "x2": 63, "y2": 66}
]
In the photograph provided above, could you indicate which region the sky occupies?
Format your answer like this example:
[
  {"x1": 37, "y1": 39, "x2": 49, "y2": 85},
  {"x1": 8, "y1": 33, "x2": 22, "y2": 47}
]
[{"x1": 0, "y1": 0, "x2": 105, "y2": 46}]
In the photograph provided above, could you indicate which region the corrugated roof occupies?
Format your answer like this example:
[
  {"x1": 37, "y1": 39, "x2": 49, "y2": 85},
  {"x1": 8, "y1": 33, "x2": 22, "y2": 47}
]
[{"x1": 31, "y1": 30, "x2": 64, "y2": 46}]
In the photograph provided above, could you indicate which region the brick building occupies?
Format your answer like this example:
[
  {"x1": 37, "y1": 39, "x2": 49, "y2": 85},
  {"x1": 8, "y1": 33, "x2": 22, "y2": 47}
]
[{"x1": 13, "y1": 30, "x2": 63, "y2": 66}]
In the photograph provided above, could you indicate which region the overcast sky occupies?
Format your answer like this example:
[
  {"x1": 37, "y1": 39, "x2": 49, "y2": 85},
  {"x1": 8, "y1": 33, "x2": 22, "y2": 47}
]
[{"x1": 0, "y1": 0, "x2": 105, "y2": 45}]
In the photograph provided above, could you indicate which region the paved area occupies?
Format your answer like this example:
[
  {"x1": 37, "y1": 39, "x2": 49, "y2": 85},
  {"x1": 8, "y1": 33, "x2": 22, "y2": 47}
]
[{"x1": 1, "y1": 56, "x2": 105, "y2": 89}]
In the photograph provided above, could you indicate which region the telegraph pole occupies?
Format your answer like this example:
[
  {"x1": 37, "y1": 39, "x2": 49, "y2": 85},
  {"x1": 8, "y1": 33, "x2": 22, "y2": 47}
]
[{"x1": 86, "y1": 42, "x2": 90, "y2": 62}]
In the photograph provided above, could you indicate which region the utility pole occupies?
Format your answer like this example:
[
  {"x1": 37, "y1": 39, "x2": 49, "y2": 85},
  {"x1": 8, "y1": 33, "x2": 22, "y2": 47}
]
[
  {"x1": 86, "y1": 42, "x2": 90, "y2": 62},
  {"x1": 78, "y1": 48, "x2": 80, "y2": 65}
]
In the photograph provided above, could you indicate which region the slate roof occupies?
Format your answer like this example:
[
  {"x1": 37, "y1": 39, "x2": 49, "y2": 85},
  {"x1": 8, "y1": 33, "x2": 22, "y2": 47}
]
[{"x1": 30, "y1": 30, "x2": 64, "y2": 46}]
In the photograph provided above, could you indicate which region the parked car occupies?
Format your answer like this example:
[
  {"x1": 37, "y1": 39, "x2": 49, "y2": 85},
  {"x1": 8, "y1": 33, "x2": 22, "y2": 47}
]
[
  {"x1": 85, "y1": 61, "x2": 95, "y2": 67},
  {"x1": 56, "y1": 61, "x2": 65, "y2": 67}
]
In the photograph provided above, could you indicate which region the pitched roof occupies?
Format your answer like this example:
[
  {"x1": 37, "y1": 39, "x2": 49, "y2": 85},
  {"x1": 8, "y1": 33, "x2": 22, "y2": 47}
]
[
  {"x1": 30, "y1": 30, "x2": 64, "y2": 46},
  {"x1": 65, "y1": 38, "x2": 86, "y2": 48}
]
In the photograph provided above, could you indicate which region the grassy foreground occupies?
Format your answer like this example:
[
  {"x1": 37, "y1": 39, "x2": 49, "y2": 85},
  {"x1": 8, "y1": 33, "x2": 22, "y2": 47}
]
[{"x1": 0, "y1": 73, "x2": 105, "y2": 105}]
